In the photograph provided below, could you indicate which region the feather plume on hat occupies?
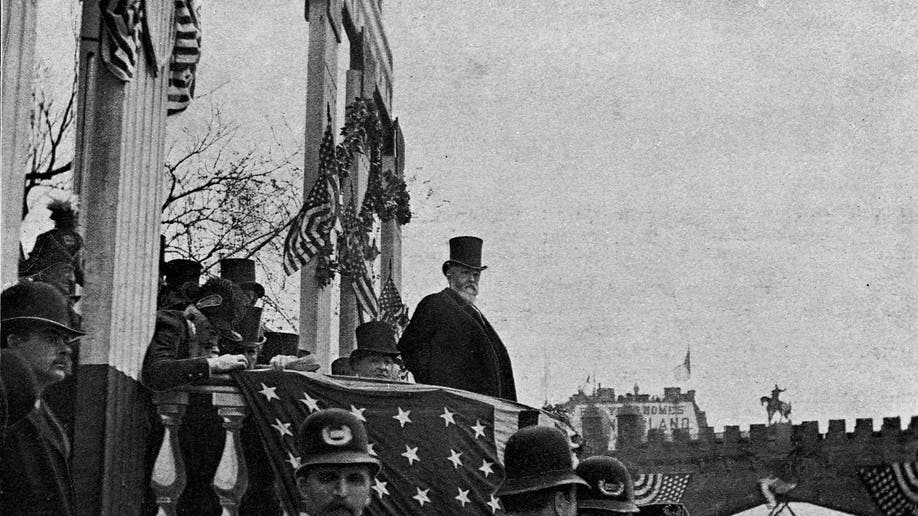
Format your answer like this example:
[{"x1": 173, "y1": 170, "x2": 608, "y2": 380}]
[{"x1": 47, "y1": 195, "x2": 79, "y2": 222}]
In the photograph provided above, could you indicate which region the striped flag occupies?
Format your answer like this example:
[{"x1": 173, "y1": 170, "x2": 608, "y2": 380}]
[
  {"x1": 858, "y1": 462, "x2": 918, "y2": 515},
  {"x1": 282, "y1": 121, "x2": 341, "y2": 275},
  {"x1": 166, "y1": 0, "x2": 201, "y2": 115},
  {"x1": 340, "y1": 190, "x2": 379, "y2": 323},
  {"x1": 100, "y1": 0, "x2": 144, "y2": 81},
  {"x1": 231, "y1": 370, "x2": 560, "y2": 515},
  {"x1": 379, "y1": 274, "x2": 409, "y2": 337},
  {"x1": 634, "y1": 473, "x2": 691, "y2": 505}
]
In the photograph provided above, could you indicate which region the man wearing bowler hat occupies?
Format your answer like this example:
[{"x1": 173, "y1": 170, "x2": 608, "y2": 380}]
[
  {"x1": 294, "y1": 408, "x2": 381, "y2": 515},
  {"x1": 349, "y1": 321, "x2": 401, "y2": 380},
  {"x1": 575, "y1": 456, "x2": 640, "y2": 514},
  {"x1": 1, "y1": 280, "x2": 86, "y2": 515},
  {"x1": 398, "y1": 236, "x2": 516, "y2": 400},
  {"x1": 495, "y1": 425, "x2": 588, "y2": 515}
]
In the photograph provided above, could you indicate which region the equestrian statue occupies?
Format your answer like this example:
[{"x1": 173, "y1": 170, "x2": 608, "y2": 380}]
[{"x1": 760, "y1": 384, "x2": 792, "y2": 425}]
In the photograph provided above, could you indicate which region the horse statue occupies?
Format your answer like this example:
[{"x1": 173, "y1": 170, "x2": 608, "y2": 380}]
[{"x1": 760, "y1": 384, "x2": 792, "y2": 424}]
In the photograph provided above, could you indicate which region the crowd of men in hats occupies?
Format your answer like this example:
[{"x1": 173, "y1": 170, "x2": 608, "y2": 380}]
[{"x1": 1, "y1": 229, "x2": 679, "y2": 514}]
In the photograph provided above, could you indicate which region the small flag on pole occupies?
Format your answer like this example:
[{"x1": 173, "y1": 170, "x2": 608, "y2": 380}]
[
  {"x1": 282, "y1": 118, "x2": 341, "y2": 275},
  {"x1": 673, "y1": 348, "x2": 691, "y2": 382},
  {"x1": 379, "y1": 272, "x2": 409, "y2": 337},
  {"x1": 166, "y1": 0, "x2": 202, "y2": 115},
  {"x1": 339, "y1": 189, "x2": 378, "y2": 323}
]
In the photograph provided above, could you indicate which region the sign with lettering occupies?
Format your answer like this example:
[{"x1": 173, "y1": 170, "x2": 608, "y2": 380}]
[{"x1": 569, "y1": 401, "x2": 700, "y2": 451}]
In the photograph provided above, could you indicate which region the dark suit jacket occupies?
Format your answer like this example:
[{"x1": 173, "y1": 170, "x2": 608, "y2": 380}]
[
  {"x1": 398, "y1": 288, "x2": 517, "y2": 401},
  {"x1": 0, "y1": 400, "x2": 74, "y2": 515},
  {"x1": 141, "y1": 310, "x2": 211, "y2": 392}
]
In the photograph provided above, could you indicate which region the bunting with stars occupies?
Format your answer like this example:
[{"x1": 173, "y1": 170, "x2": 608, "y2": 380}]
[
  {"x1": 633, "y1": 473, "x2": 692, "y2": 505},
  {"x1": 232, "y1": 370, "x2": 556, "y2": 515}
]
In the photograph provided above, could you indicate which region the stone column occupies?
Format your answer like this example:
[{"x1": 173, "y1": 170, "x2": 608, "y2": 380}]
[
  {"x1": 70, "y1": 1, "x2": 174, "y2": 513},
  {"x1": 301, "y1": 0, "x2": 341, "y2": 369},
  {"x1": 0, "y1": 0, "x2": 37, "y2": 287}
]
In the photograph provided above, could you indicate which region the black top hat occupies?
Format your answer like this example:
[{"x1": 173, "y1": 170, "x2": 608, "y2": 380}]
[
  {"x1": 235, "y1": 306, "x2": 265, "y2": 346},
  {"x1": 351, "y1": 321, "x2": 399, "y2": 358},
  {"x1": 193, "y1": 278, "x2": 245, "y2": 342},
  {"x1": 1, "y1": 281, "x2": 86, "y2": 343},
  {"x1": 262, "y1": 331, "x2": 299, "y2": 361},
  {"x1": 496, "y1": 425, "x2": 588, "y2": 497},
  {"x1": 163, "y1": 259, "x2": 202, "y2": 288},
  {"x1": 219, "y1": 258, "x2": 265, "y2": 300},
  {"x1": 575, "y1": 456, "x2": 639, "y2": 513},
  {"x1": 442, "y1": 236, "x2": 488, "y2": 275},
  {"x1": 295, "y1": 408, "x2": 381, "y2": 476}
]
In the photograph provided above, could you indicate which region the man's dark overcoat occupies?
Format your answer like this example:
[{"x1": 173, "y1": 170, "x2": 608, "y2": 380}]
[
  {"x1": 398, "y1": 288, "x2": 516, "y2": 401},
  {"x1": 141, "y1": 310, "x2": 212, "y2": 392},
  {"x1": 0, "y1": 350, "x2": 74, "y2": 516}
]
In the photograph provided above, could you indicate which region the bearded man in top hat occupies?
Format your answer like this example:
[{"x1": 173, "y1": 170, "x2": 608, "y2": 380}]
[
  {"x1": 398, "y1": 236, "x2": 516, "y2": 400},
  {"x1": 1, "y1": 280, "x2": 86, "y2": 515}
]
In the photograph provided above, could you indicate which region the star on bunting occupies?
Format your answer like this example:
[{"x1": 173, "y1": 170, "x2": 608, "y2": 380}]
[
  {"x1": 412, "y1": 487, "x2": 431, "y2": 507},
  {"x1": 455, "y1": 487, "x2": 471, "y2": 507},
  {"x1": 300, "y1": 392, "x2": 320, "y2": 412},
  {"x1": 285, "y1": 452, "x2": 302, "y2": 470},
  {"x1": 259, "y1": 383, "x2": 279, "y2": 402},
  {"x1": 472, "y1": 419, "x2": 486, "y2": 439},
  {"x1": 350, "y1": 405, "x2": 367, "y2": 422},
  {"x1": 479, "y1": 459, "x2": 494, "y2": 477},
  {"x1": 367, "y1": 442, "x2": 377, "y2": 457},
  {"x1": 401, "y1": 445, "x2": 420, "y2": 465},
  {"x1": 372, "y1": 478, "x2": 389, "y2": 498},
  {"x1": 393, "y1": 407, "x2": 412, "y2": 427},
  {"x1": 271, "y1": 418, "x2": 293, "y2": 438},
  {"x1": 447, "y1": 449, "x2": 463, "y2": 469},
  {"x1": 487, "y1": 494, "x2": 502, "y2": 514},
  {"x1": 439, "y1": 406, "x2": 456, "y2": 427}
]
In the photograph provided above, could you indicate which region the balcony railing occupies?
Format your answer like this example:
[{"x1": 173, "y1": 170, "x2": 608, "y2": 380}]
[{"x1": 150, "y1": 375, "x2": 250, "y2": 516}]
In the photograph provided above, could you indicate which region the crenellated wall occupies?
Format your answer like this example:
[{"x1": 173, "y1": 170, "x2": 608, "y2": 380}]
[{"x1": 613, "y1": 415, "x2": 918, "y2": 516}]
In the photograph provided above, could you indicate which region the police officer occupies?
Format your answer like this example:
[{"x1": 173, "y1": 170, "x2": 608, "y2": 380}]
[
  {"x1": 294, "y1": 408, "x2": 381, "y2": 516},
  {"x1": 575, "y1": 456, "x2": 640, "y2": 515},
  {"x1": 495, "y1": 425, "x2": 589, "y2": 516}
]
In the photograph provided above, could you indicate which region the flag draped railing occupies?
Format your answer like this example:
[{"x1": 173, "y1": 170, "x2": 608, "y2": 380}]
[{"x1": 232, "y1": 370, "x2": 556, "y2": 515}]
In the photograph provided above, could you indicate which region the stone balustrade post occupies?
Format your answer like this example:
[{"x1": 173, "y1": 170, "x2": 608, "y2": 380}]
[
  {"x1": 151, "y1": 391, "x2": 190, "y2": 516},
  {"x1": 212, "y1": 392, "x2": 249, "y2": 515}
]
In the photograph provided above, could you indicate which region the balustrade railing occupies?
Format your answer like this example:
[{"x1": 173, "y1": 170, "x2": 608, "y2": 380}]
[{"x1": 150, "y1": 375, "x2": 250, "y2": 516}]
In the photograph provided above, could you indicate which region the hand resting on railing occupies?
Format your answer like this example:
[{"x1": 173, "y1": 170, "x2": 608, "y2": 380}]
[
  {"x1": 267, "y1": 354, "x2": 321, "y2": 372},
  {"x1": 206, "y1": 354, "x2": 248, "y2": 373}
]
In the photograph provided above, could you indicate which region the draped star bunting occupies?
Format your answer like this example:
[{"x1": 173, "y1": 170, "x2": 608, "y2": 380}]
[
  {"x1": 259, "y1": 383, "x2": 279, "y2": 401},
  {"x1": 440, "y1": 406, "x2": 456, "y2": 426},
  {"x1": 372, "y1": 478, "x2": 390, "y2": 498},
  {"x1": 300, "y1": 392, "x2": 320, "y2": 412},
  {"x1": 393, "y1": 407, "x2": 412, "y2": 428},
  {"x1": 455, "y1": 487, "x2": 471, "y2": 507},
  {"x1": 487, "y1": 494, "x2": 502, "y2": 514},
  {"x1": 401, "y1": 445, "x2": 420, "y2": 465},
  {"x1": 447, "y1": 449, "x2": 463, "y2": 469},
  {"x1": 412, "y1": 487, "x2": 431, "y2": 507},
  {"x1": 271, "y1": 418, "x2": 293, "y2": 438},
  {"x1": 472, "y1": 419, "x2": 487, "y2": 439},
  {"x1": 285, "y1": 452, "x2": 302, "y2": 470},
  {"x1": 479, "y1": 459, "x2": 495, "y2": 477},
  {"x1": 350, "y1": 405, "x2": 367, "y2": 422}
]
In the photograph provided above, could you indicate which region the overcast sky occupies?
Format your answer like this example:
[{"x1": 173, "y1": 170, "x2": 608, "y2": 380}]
[{"x1": 33, "y1": 0, "x2": 917, "y2": 434}]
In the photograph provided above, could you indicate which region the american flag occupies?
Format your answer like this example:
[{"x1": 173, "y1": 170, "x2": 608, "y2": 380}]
[
  {"x1": 282, "y1": 120, "x2": 341, "y2": 275},
  {"x1": 634, "y1": 473, "x2": 692, "y2": 505},
  {"x1": 378, "y1": 274, "x2": 409, "y2": 337},
  {"x1": 166, "y1": 0, "x2": 201, "y2": 115},
  {"x1": 233, "y1": 370, "x2": 556, "y2": 515},
  {"x1": 100, "y1": 0, "x2": 144, "y2": 81},
  {"x1": 858, "y1": 462, "x2": 918, "y2": 515},
  {"x1": 339, "y1": 190, "x2": 379, "y2": 322}
]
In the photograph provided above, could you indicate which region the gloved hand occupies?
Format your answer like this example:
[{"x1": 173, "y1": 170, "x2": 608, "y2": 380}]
[
  {"x1": 269, "y1": 354, "x2": 321, "y2": 372},
  {"x1": 207, "y1": 354, "x2": 248, "y2": 373}
]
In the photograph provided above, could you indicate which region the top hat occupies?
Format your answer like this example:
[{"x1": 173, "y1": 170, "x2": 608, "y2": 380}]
[
  {"x1": 351, "y1": 321, "x2": 399, "y2": 358},
  {"x1": 219, "y1": 258, "x2": 265, "y2": 300},
  {"x1": 442, "y1": 236, "x2": 488, "y2": 275},
  {"x1": 1, "y1": 281, "x2": 86, "y2": 343},
  {"x1": 496, "y1": 425, "x2": 588, "y2": 497},
  {"x1": 236, "y1": 306, "x2": 265, "y2": 346},
  {"x1": 295, "y1": 408, "x2": 381, "y2": 476},
  {"x1": 163, "y1": 259, "x2": 203, "y2": 288},
  {"x1": 262, "y1": 331, "x2": 300, "y2": 361},
  {"x1": 194, "y1": 278, "x2": 245, "y2": 342},
  {"x1": 330, "y1": 357, "x2": 354, "y2": 375},
  {"x1": 575, "y1": 456, "x2": 639, "y2": 513}
]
